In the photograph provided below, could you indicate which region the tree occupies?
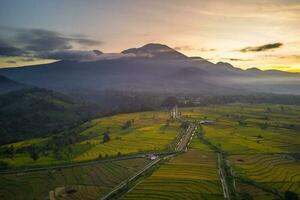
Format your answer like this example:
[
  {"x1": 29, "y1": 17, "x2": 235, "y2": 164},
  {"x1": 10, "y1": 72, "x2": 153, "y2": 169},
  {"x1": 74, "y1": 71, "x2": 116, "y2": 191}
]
[
  {"x1": 0, "y1": 161, "x2": 9, "y2": 170},
  {"x1": 28, "y1": 145, "x2": 39, "y2": 161},
  {"x1": 260, "y1": 122, "x2": 268, "y2": 129},
  {"x1": 180, "y1": 121, "x2": 189, "y2": 129},
  {"x1": 122, "y1": 120, "x2": 133, "y2": 129},
  {"x1": 285, "y1": 191, "x2": 299, "y2": 200},
  {"x1": 162, "y1": 96, "x2": 178, "y2": 108},
  {"x1": 102, "y1": 131, "x2": 110, "y2": 143},
  {"x1": 1, "y1": 145, "x2": 14, "y2": 157}
]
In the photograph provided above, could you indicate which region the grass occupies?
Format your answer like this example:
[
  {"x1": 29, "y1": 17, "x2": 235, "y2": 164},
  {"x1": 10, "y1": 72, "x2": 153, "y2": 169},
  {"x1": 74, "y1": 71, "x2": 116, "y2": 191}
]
[{"x1": 0, "y1": 157, "x2": 151, "y2": 200}]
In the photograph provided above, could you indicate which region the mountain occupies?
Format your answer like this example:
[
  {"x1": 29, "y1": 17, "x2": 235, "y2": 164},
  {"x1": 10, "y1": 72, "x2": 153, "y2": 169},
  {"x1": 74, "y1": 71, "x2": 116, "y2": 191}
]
[
  {"x1": 122, "y1": 43, "x2": 188, "y2": 60},
  {"x1": 0, "y1": 88, "x2": 101, "y2": 144},
  {"x1": 0, "y1": 75, "x2": 27, "y2": 94},
  {"x1": 0, "y1": 43, "x2": 299, "y2": 98}
]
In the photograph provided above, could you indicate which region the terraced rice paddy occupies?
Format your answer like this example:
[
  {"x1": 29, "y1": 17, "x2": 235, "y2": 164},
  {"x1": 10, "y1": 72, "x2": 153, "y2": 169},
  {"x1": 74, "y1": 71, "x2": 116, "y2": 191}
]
[
  {"x1": 0, "y1": 158, "x2": 151, "y2": 200},
  {"x1": 122, "y1": 149, "x2": 223, "y2": 200},
  {"x1": 229, "y1": 154, "x2": 300, "y2": 196},
  {"x1": 181, "y1": 104, "x2": 300, "y2": 199},
  {"x1": 182, "y1": 104, "x2": 300, "y2": 154},
  {"x1": 235, "y1": 181, "x2": 276, "y2": 200},
  {"x1": 74, "y1": 112, "x2": 181, "y2": 161},
  {"x1": 1, "y1": 111, "x2": 181, "y2": 168},
  {"x1": 1, "y1": 104, "x2": 300, "y2": 199}
]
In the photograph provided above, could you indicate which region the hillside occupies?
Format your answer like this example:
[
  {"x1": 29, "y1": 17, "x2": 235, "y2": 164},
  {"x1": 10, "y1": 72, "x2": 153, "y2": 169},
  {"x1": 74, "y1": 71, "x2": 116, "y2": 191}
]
[
  {"x1": 0, "y1": 44, "x2": 299, "y2": 99},
  {"x1": 0, "y1": 88, "x2": 101, "y2": 144},
  {"x1": 0, "y1": 75, "x2": 27, "y2": 94}
]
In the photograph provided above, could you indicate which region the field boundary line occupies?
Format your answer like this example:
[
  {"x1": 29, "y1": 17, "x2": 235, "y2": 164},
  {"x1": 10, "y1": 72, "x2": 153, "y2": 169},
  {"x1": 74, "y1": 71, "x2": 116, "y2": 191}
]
[
  {"x1": 99, "y1": 158, "x2": 162, "y2": 200},
  {"x1": 218, "y1": 153, "x2": 230, "y2": 200}
]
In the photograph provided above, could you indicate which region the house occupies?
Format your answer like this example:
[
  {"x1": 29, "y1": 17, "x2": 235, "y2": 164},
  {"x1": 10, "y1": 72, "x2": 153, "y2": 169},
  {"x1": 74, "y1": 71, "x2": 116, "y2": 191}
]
[
  {"x1": 199, "y1": 120, "x2": 214, "y2": 124},
  {"x1": 146, "y1": 154, "x2": 158, "y2": 160}
]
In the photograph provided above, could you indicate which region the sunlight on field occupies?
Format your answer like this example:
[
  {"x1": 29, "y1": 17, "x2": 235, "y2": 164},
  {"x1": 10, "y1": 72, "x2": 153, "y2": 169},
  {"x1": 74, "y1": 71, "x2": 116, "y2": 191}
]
[{"x1": 0, "y1": 111, "x2": 181, "y2": 168}]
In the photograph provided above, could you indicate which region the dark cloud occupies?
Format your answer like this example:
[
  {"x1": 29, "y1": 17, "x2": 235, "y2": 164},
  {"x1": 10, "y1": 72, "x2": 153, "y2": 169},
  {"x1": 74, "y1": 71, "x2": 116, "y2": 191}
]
[
  {"x1": 0, "y1": 40, "x2": 25, "y2": 56},
  {"x1": 0, "y1": 27, "x2": 102, "y2": 59},
  {"x1": 240, "y1": 43, "x2": 283, "y2": 52},
  {"x1": 16, "y1": 29, "x2": 72, "y2": 52},
  {"x1": 6, "y1": 60, "x2": 17, "y2": 64}
]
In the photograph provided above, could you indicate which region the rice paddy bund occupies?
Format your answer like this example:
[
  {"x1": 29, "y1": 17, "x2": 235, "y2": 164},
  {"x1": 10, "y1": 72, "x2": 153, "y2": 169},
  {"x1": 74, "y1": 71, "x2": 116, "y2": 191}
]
[{"x1": 0, "y1": 158, "x2": 151, "y2": 200}]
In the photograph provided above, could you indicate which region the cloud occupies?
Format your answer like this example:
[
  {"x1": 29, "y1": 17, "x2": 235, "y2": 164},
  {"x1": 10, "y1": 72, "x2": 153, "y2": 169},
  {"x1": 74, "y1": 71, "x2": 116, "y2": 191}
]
[
  {"x1": 20, "y1": 58, "x2": 35, "y2": 62},
  {"x1": 42, "y1": 50, "x2": 103, "y2": 61},
  {"x1": 0, "y1": 27, "x2": 102, "y2": 59},
  {"x1": 0, "y1": 40, "x2": 25, "y2": 56},
  {"x1": 6, "y1": 60, "x2": 17, "y2": 64},
  {"x1": 43, "y1": 50, "x2": 134, "y2": 61},
  {"x1": 222, "y1": 57, "x2": 253, "y2": 61},
  {"x1": 70, "y1": 38, "x2": 101, "y2": 46},
  {"x1": 240, "y1": 43, "x2": 283, "y2": 52},
  {"x1": 174, "y1": 45, "x2": 215, "y2": 52},
  {"x1": 16, "y1": 29, "x2": 72, "y2": 52},
  {"x1": 279, "y1": 55, "x2": 300, "y2": 60}
]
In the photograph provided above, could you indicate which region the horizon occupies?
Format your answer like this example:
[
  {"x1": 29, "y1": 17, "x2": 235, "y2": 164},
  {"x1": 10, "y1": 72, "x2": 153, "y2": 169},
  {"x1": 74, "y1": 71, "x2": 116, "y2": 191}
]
[
  {"x1": 0, "y1": 42, "x2": 299, "y2": 74},
  {"x1": 0, "y1": 0, "x2": 300, "y2": 72}
]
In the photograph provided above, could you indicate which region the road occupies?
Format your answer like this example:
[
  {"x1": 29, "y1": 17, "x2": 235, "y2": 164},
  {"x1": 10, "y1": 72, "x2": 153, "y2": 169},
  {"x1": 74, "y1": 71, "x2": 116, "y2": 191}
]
[
  {"x1": 176, "y1": 123, "x2": 196, "y2": 151},
  {"x1": 99, "y1": 122, "x2": 196, "y2": 200},
  {"x1": 217, "y1": 153, "x2": 230, "y2": 200},
  {"x1": 99, "y1": 158, "x2": 161, "y2": 200}
]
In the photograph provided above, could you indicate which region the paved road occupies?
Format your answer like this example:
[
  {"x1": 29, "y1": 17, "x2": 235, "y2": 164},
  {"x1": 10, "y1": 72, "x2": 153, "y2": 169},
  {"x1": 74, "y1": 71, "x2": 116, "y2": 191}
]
[
  {"x1": 217, "y1": 153, "x2": 230, "y2": 200},
  {"x1": 99, "y1": 158, "x2": 162, "y2": 200},
  {"x1": 176, "y1": 123, "x2": 196, "y2": 151},
  {"x1": 99, "y1": 122, "x2": 196, "y2": 200}
]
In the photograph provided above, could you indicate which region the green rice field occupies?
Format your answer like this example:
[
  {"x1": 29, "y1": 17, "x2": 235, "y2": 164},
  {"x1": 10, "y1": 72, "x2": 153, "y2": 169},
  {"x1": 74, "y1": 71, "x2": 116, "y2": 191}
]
[
  {"x1": 122, "y1": 138, "x2": 223, "y2": 200},
  {"x1": 0, "y1": 158, "x2": 151, "y2": 200}
]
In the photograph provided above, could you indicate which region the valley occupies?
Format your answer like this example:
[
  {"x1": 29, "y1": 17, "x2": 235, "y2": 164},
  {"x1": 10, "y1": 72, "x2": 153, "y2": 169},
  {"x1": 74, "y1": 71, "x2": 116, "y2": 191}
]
[{"x1": 0, "y1": 104, "x2": 299, "y2": 200}]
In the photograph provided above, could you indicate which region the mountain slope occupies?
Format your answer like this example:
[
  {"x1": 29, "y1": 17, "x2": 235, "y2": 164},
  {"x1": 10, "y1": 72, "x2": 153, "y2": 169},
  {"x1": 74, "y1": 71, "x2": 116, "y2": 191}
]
[
  {"x1": 0, "y1": 88, "x2": 101, "y2": 144},
  {"x1": 0, "y1": 43, "x2": 299, "y2": 96},
  {"x1": 0, "y1": 75, "x2": 27, "y2": 94}
]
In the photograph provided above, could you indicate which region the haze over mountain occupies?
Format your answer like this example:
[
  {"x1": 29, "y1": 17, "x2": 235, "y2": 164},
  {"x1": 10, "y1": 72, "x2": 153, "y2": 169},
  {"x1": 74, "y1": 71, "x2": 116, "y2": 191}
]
[{"x1": 0, "y1": 43, "x2": 299, "y2": 98}]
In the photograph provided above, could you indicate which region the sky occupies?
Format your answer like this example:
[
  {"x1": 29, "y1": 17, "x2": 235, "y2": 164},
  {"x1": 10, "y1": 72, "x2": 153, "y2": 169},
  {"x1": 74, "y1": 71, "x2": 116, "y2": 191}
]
[{"x1": 0, "y1": 0, "x2": 300, "y2": 72}]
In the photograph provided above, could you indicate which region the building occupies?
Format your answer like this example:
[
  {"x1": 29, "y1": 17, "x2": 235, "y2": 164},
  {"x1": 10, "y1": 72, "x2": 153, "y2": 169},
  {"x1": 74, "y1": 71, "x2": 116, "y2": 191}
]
[
  {"x1": 146, "y1": 154, "x2": 158, "y2": 160},
  {"x1": 170, "y1": 105, "x2": 180, "y2": 119}
]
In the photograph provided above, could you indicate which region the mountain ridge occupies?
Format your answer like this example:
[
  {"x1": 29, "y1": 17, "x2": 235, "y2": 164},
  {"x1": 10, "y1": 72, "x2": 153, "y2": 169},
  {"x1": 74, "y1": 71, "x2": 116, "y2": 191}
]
[{"x1": 0, "y1": 43, "x2": 299, "y2": 96}]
